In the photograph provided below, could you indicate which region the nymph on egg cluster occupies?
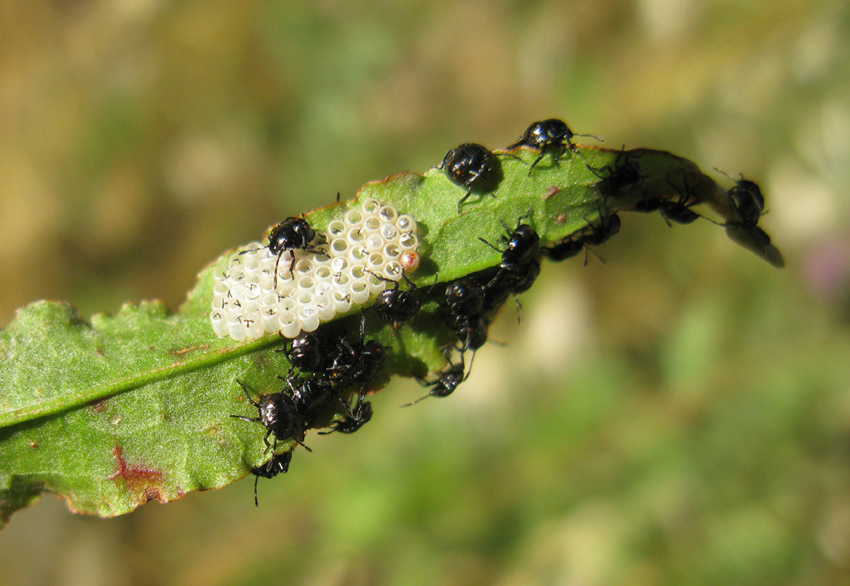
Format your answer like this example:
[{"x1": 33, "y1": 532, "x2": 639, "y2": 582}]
[{"x1": 210, "y1": 198, "x2": 419, "y2": 341}]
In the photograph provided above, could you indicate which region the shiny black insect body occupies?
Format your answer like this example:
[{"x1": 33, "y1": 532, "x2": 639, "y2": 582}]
[
  {"x1": 582, "y1": 213, "x2": 621, "y2": 247},
  {"x1": 660, "y1": 202, "x2": 700, "y2": 225},
  {"x1": 230, "y1": 380, "x2": 308, "y2": 451},
  {"x1": 506, "y1": 257, "x2": 541, "y2": 295},
  {"x1": 718, "y1": 173, "x2": 779, "y2": 266},
  {"x1": 659, "y1": 177, "x2": 700, "y2": 226},
  {"x1": 445, "y1": 278, "x2": 486, "y2": 319},
  {"x1": 327, "y1": 313, "x2": 388, "y2": 406},
  {"x1": 277, "y1": 331, "x2": 327, "y2": 375},
  {"x1": 632, "y1": 198, "x2": 663, "y2": 213},
  {"x1": 485, "y1": 258, "x2": 540, "y2": 325},
  {"x1": 715, "y1": 169, "x2": 766, "y2": 227},
  {"x1": 509, "y1": 118, "x2": 603, "y2": 174},
  {"x1": 589, "y1": 149, "x2": 646, "y2": 200},
  {"x1": 728, "y1": 178, "x2": 764, "y2": 226},
  {"x1": 278, "y1": 374, "x2": 350, "y2": 429},
  {"x1": 404, "y1": 349, "x2": 469, "y2": 406},
  {"x1": 332, "y1": 339, "x2": 386, "y2": 392},
  {"x1": 479, "y1": 218, "x2": 540, "y2": 276},
  {"x1": 250, "y1": 217, "x2": 326, "y2": 288},
  {"x1": 479, "y1": 217, "x2": 541, "y2": 318},
  {"x1": 456, "y1": 315, "x2": 489, "y2": 352},
  {"x1": 369, "y1": 271, "x2": 423, "y2": 325},
  {"x1": 334, "y1": 341, "x2": 386, "y2": 403},
  {"x1": 251, "y1": 451, "x2": 292, "y2": 507},
  {"x1": 319, "y1": 400, "x2": 373, "y2": 435},
  {"x1": 543, "y1": 209, "x2": 619, "y2": 266},
  {"x1": 542, "y1": 233, "x2": 596, "y2": 267},
  {"x1": 543, "y1": 237, "x2": 584, "y2": 262},
  {"x1": 481, "y1": 271, "x2": 513, "y2": 314},
  {"x1": 442, "y1": 276, "x2": 491, "y2": 349},
  {"x1": 439, "y1": 143, "x2": 499, "y2": 213}
]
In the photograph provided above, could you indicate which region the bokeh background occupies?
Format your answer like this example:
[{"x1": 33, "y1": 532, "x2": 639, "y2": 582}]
[{"x1": 2, "y1": 0, "x2": 850, "y2": 584}]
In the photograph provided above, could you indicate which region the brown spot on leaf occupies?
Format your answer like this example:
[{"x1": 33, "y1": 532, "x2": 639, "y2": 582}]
[
  {"x1": 108, "y1": 446, "x2": 166, "y2": 504},
  {"x1": 143, "y1": 487, "x2": 166, "y2": 503},
  {"x1": 169, "y1": 344, "x2": 210, "y2": 357},
  {"x1": 89, "y1": 399, "x2": 109, "y2": 413},
  {"x1": 254, "y1": 352, "x2": 272, "y2": 368},
  {"x1": 544, "y1": 186, "x2": 560, "y2": 199}
]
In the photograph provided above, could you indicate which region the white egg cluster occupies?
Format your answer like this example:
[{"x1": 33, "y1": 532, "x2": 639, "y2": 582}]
[{"x1": 210, "y1": 198, "x2": 420, "y2": 341}]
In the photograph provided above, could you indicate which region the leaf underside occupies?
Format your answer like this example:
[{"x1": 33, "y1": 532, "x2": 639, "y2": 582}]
[{"x1": 0, "y1": 146, "x2": 782, "y2": 524}]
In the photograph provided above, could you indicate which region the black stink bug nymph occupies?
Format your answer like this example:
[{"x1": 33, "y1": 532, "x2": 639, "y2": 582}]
[
  {"x1": 660, "y1": 176, "x2": 701, "y2": 226},
  {"x1": 730, "y1": 179, "x2": 765, "y2": 225},
  {"x1": 280, "y1": 373, "x2": 347, "y2": 428},
  {"x1": 582, "y1": 211, "x2": 621, "y2": 247},
  {"x1": 244, "y1": 216, "x2": 327, "y2": 288},
  {"x1": 251, "y1": 451, "x2": 292, "y2": 507},
  {"x1": 318, "y1": 400, "x2": 374, "y2": 435},
  {"x1": 368, "y1": 271, "x2": 438, "y2": 327},
  {"x1": 326, "y1": 312, "x2": 388, "y2": 407},
  {"x1": 478, "y1": 217, "x2": 540, "y2": 277},
  {"x1": 543, "y1": 236, "x2": 584, "y2": 262},
  {"x1": 438, "y1": 143, "x2": 500, "y2": 214},
  {"x1": 277, "y1": 330, "x2": 327, "y2": 375},
  {"x1": 403, "y1": 347, "x2": 469, "y2": 406},
  {"x1": 367, "y1": 270, "x2": 422, "y2": 325},
  {"x1": 445, "y1": 278, "x2": 485, "y2": 319},
  {"x1": 509, "y1": 118, "x2": 603, "y2": 175},
  {"x1": 478, "y1": 216, "x2": 541, "y2": 323},
  {"x1": 230, "y1": 379, "x2": 311, "y2": 451},
  {"x1": 715, "y1": 169, "x2": 765, "y2": 227},
  {"x1": 588, "y1": 147, "x2": 646, "y2": 201},
  {"x1": 456, "y1": 315, "x2": 489, "y2": 352}
]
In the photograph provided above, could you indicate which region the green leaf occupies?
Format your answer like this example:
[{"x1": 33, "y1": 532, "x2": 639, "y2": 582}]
[{"x1": 0, "y1": 146, "x2": 783, "y2": 525}]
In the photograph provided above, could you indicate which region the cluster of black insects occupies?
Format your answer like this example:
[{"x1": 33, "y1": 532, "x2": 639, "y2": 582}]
[
  {"x1": 231, "y1": 118, "x2": 772, "y2": 504},
  {"x1": 438, "y1": 118, "x2": 767, "y2": 243},
  {"x1": 231, "y1": 312, "x2": 386, "y2": 505},
  {"x1": 413, "y1": 214, "x2": 546, "y2": 406}
]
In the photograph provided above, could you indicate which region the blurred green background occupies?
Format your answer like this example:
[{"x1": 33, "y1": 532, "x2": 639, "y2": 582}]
[{"x1": 2, "y1": 0, "x2": 850, "y2": 584}]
